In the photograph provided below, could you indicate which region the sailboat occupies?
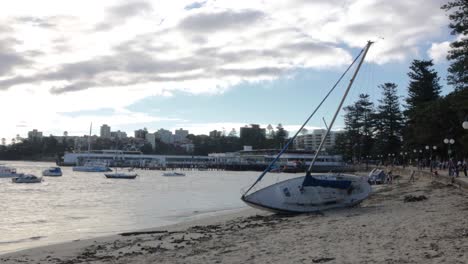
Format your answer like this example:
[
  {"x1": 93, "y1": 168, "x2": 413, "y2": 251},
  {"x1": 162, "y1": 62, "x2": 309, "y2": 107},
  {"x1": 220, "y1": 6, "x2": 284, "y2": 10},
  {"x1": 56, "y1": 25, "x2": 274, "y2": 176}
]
[
  {"x1": 73, "y1": 123, "x2": 111, "y2": 172},
  {"x1": 241, "y1": 41, "x2": 373, "y2": 213},
  {"x1": 104, "y1": 151, "x2": 138, "y2": 179}
]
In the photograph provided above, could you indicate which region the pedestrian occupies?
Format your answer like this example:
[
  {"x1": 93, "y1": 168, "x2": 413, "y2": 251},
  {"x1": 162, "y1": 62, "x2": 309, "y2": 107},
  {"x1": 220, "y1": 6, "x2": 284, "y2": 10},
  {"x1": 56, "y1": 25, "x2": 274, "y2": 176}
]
[
  {"x1": 409, "y1": 170, "x2": 416, "y2": 183},
  {"x1": 463, "y1": 160, "x2": 467, "y2": 177},
  {"x1": 387, "y1": 170, "x2": 393, "y2": 184}
]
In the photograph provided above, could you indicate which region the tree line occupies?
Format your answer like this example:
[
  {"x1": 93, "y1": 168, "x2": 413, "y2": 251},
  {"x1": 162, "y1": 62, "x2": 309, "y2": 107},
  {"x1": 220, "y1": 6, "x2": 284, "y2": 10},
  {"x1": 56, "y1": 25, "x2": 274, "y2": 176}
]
[{"x1": 334, "y1": 0, "x2": 467, "y2": 162}]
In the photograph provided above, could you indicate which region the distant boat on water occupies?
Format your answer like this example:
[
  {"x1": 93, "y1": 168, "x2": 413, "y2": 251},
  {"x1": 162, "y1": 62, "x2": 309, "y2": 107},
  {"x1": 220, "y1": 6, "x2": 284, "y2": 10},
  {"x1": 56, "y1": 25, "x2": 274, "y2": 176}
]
[
  {"x1": 42, "y1": 167, "x2": 63, "y2": 177},
  {"x1": 12, "y1": 174, "x2": 42, "y2": 183},
  {"x1": 162, "y1": 172, "x2": 185, "y2": 177},
  {"x1": 0, "y1": 165, "x2": 20, "y2": 178},
  {"x1": 73, "y1": 160, "x2": 111, "y2": 172},
  {"x1": 104, "y1": 172, "x2": 138, "y2": 179}
]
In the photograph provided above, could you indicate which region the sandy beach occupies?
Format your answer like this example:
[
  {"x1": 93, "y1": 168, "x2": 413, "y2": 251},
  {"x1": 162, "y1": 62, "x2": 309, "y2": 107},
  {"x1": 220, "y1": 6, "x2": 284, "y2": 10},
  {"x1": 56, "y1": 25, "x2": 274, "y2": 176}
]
[{"x1": 2, "y1": 170, "x2": 468, "y2": 264}]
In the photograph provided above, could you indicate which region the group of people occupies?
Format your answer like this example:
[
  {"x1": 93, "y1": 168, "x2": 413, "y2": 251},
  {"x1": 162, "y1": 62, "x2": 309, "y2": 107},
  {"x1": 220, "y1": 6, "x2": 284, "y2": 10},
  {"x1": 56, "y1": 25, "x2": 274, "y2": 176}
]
[{"x1": 443, "y1": 159, "x2": 468, "y2": 177}]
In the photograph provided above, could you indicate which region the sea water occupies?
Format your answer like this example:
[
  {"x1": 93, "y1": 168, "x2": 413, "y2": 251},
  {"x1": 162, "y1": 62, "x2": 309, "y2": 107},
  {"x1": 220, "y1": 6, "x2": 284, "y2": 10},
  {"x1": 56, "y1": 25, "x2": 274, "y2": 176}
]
[{"x1": 0, "y1": 161, "x2": 294, "y2": 254}]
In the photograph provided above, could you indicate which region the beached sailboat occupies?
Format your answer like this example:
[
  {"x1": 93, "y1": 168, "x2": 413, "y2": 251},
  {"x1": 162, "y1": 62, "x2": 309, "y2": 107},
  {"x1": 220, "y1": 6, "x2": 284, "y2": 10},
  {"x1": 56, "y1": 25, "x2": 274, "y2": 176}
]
[{"x1": 241, "y1": 41, "x2": 373, "y2": 213}]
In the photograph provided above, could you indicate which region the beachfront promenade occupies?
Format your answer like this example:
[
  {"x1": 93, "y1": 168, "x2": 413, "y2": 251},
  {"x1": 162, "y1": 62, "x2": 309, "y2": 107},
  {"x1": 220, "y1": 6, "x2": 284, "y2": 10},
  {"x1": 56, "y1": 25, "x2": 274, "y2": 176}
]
[{"x1": 365, "y1": 164, "x2": 468, "y2": 190}]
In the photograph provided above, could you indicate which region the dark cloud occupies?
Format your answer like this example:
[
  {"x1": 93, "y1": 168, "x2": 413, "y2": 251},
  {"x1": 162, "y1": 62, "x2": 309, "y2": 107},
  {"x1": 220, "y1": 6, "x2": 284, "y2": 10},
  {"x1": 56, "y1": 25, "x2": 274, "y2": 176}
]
[
  {"x1": 281, "y1": 41, "x2": 336, "y2": 54},
  {"x1": 216, "y1": 67, "x2": 287, "y2": 77},
  {"x1": 50, "y1": 81, "x2": 97, "y2": 94},
  {"x1": 0, "y1": 39, "x2": 32, "y2": 75},
  {"x1": 178, "y1": 9, "x2": 265, "y2": 33},
  {"x1": 184, "y1": 1, "x2": 206, "y2": 10},
  {"x1": 95, "y1": 1, "x2": 153, "y2": 31}
]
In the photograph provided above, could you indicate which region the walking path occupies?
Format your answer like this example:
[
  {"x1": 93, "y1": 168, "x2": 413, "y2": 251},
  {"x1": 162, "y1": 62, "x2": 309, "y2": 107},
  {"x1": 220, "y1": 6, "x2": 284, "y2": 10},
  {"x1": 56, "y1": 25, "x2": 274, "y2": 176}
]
[{"x1": 371, "y1": 165, "x2": 468, "y2": 190}]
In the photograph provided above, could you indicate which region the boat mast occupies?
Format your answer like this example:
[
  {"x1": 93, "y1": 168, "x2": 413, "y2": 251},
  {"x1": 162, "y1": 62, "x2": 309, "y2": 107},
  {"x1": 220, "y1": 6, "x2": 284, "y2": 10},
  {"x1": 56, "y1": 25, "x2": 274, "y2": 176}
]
[
  {"x1": 88, "y1": 122, "x2": 92, "y2": 153},
  {"x1": 241, "y1": 44, "x2": 367, "y2": 197},
  {"x1": 305, "y1": 41, "x2": 373, "y2": 175}
]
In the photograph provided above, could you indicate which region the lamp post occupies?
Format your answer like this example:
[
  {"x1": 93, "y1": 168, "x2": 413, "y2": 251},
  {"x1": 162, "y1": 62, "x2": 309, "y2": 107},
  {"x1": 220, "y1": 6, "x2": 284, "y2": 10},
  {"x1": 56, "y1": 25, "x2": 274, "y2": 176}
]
[
  {"x1": 443, "y1": 138, "x2": 455, "y2": 159},
  {"x1": 426, "y1": 145, "x2": 437, "y2": 171},
  {"x1": 463, "y1": 116, "x2": 468, "y2": 130}
]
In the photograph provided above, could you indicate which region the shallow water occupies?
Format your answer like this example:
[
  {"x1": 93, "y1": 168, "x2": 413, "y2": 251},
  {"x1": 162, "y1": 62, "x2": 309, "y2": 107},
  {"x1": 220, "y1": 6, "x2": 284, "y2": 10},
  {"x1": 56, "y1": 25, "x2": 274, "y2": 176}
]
[{"x1": 0, "y1": 161, "x2": 296, "y2": 254}]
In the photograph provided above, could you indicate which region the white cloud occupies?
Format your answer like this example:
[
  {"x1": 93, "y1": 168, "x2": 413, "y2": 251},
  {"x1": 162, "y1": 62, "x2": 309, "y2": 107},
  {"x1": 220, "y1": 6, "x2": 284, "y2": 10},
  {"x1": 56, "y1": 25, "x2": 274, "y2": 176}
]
[
  {"x1": 428, "y1": 41, "x2": 450, "y2": 63},
  {"x1": 0, "y1": 0, "x2": 451, "y2": 139}
]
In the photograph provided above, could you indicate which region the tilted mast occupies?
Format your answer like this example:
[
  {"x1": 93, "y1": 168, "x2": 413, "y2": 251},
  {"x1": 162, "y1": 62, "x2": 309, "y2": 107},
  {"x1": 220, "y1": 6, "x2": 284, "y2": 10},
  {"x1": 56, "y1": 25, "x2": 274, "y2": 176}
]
[{"x1": 303, "y1": 41, "x2": 373, "y2": 180}]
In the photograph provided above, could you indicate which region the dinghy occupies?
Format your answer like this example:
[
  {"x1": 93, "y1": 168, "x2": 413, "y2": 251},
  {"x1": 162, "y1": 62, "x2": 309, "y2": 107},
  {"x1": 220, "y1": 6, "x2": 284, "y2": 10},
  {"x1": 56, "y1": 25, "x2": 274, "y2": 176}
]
[{"x1": 242, "y1": 41, "x2": 374, "y2": 213}]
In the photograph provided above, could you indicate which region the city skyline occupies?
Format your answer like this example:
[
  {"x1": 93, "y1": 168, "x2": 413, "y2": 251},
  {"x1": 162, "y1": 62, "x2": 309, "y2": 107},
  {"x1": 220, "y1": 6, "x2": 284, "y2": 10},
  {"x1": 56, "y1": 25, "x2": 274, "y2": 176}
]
[
  {"x1": 0, "y1": 0, "x2": 455, "y2": 140},
  {"x1": 5, "y1": 123, "x2": 337, "y2": 142}
]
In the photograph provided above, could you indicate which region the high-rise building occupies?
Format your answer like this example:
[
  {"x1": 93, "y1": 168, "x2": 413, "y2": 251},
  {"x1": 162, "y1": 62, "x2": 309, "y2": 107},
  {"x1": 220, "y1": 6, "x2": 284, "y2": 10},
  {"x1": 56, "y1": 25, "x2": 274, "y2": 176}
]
[
  {"x1": 293, "y1": 129, "x2": 343, "y2": 151},
  {"x1": 155, "y1": 129, "x2": 173, "y2": 144},
  {"x1": 28, "y1": 129, "x2": 43, "y2": 140},
  {"x1": 145, "y1": 133, "x2": 156, "y2": 150},
  {"x1": 100, "y1": 124, "x2": 111, "y2": 138},
  {"x1": 209, "y1": 130, "x2": 222, "y2": 138},
  {"x1": 174, "y1": 128, "x2": 189, "y2": 142},
  {"x1": 111, "y1": 130, "x2": 127, "y2": 139},
  {"x1": 134, "y1": 128, "x2": 148, "y2": 139}
]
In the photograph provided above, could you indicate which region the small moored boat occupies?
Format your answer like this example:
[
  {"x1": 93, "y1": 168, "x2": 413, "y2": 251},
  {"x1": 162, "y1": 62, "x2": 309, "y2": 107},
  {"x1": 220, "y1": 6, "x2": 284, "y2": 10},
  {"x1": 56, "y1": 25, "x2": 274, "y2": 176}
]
[
  {"x1": 162, "y1": 172, "x2": 185, "y2": 177},
  {"x1": 42, "y1": 167, "x2": 63, "y2": 177},
  {"x1": 12, "y1": 174, "x2": 42, "y2": 183},
  {"x1": 104, "y1": 172, "x2": 138, "y2": 179},
  {"x1": 73, "y1": 160, "x2": 111, "y2": 172},
  {"x1": 0, "y1": 165, "x2": 20, "y2": 178}
]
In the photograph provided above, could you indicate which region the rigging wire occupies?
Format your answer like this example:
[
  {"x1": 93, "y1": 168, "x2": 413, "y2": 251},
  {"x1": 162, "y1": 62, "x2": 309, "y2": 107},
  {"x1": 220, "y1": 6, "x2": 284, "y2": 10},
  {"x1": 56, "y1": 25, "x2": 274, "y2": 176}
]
[{"x1": 242, "y1": 46, "x2": 367, "y2": 196}]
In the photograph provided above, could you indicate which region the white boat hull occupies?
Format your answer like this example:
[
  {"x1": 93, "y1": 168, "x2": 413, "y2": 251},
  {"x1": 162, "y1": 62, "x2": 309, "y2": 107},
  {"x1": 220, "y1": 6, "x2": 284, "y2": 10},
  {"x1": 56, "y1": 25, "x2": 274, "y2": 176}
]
[{"x1": 242, "y1": 174, "x2": 371, "y2": 213}]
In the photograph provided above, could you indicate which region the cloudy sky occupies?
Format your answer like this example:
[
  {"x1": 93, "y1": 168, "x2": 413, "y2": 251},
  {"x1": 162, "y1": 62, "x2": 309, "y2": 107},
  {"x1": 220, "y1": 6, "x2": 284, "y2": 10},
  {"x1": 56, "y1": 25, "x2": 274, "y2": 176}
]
[{"x1": 0, "y1": 0, "x2": 455, "y2": 141}]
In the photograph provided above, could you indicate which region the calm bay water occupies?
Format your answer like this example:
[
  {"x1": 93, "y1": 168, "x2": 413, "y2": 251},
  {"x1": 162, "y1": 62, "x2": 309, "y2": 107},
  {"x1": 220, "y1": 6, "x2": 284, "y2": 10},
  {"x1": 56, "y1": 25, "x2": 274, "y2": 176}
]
[{"x1": 0, "y1": 161, "x2": 293, "y2": 254}]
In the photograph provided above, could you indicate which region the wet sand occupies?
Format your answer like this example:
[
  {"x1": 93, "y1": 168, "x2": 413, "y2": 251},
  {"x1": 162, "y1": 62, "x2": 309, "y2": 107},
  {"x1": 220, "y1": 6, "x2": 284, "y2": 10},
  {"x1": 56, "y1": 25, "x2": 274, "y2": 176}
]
[{"x1": 2, "y1": 172, "x2": 468, "y2": 263}]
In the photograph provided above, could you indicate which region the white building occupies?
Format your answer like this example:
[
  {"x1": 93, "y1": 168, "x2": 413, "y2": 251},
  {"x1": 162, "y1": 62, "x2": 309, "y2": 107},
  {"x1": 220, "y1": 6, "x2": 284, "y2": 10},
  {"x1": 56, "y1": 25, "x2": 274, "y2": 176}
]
[
  {"x1": 100, "y1": 124, "x2": 111, "y2": 138},
  {"x1": 294, "y1": 129, "x2": 343, "y2": 152},
  {"x1": 155, "y1": 129, "x2": 173, "y2": 144},
  {"x1": 145, "y1": 133, "x2": 156, "y2": 150},
  {"x1": 111, "y1": 130, "x2": 127, "y2": 139}
]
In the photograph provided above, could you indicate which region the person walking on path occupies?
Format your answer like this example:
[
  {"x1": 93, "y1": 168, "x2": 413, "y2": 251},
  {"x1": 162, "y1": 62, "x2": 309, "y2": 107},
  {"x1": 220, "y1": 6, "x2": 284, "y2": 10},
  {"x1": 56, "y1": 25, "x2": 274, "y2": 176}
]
[
  {"x1": 409, "y1": 170, "x2": 416, "y2": 183},
  {"x1": 463, "y1": 160, "x2": 467, "y2": 177}
]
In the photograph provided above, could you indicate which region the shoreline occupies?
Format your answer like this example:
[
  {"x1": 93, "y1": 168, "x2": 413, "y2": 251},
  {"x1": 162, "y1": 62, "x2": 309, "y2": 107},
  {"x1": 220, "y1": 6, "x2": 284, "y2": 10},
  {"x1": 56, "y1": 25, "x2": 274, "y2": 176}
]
[
  {"x1": 3, "y1": 170, "x2": 468, "y2": 263},
  {"x1": 0, "y1": 205, "x2": 251, "y2": 256}
]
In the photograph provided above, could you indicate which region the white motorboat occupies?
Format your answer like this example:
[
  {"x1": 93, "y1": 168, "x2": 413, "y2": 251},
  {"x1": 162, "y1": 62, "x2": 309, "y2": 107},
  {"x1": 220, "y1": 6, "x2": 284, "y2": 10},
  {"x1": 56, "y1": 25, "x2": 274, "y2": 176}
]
[
  {"x1": 0, "y1": 165, "x2": 20, "y2": 178},
  {"x1": 241, "y1": 41, "x2": 373, "y2": 213},
  {"x1": 12, "y1": 174, "x2": 42, "y2": 183},
  {"x1": 42, "y1": 167, "x2": 63, "y2": 176},
  {"x1": 162, "y1": 172, "x2": 185, "y2": 177},
  {"x1": 73, "y1": 160, "x2": 111, "y2": 172}
]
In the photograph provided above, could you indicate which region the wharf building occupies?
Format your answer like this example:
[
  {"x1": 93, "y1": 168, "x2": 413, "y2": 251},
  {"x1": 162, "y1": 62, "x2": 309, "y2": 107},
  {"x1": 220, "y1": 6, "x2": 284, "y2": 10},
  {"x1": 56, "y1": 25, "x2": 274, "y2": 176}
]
[{"x1": 62, "y1": 147, "x2": 345, "y2": 172}]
